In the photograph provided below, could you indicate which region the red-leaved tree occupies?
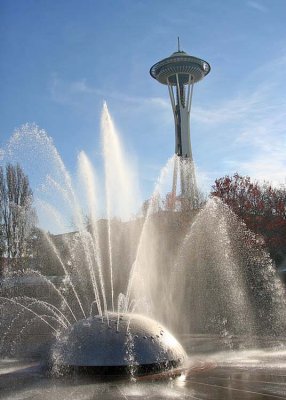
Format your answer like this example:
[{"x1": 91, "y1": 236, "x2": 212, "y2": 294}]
[{"x1": 211, "y1": 173, "x2": 286, "y2": 265}]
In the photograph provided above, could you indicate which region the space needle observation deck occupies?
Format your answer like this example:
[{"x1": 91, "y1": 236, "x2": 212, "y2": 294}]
[{"x1": 150, "y1": 40, "x2": 210, "y2": 207}]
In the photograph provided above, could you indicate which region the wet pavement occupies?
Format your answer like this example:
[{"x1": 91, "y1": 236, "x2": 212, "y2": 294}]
[{"x1": 1, "y1": 336, "x2": 286, "y2": 399}]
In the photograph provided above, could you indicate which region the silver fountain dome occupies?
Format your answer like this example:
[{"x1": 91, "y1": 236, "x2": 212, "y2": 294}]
[{"x1": 53, "y1": 313, "x2": 187, "y2": 372}]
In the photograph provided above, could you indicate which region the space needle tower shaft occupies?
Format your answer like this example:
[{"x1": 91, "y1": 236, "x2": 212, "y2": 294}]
[{"x1": 150, "y1": 39, "x2": 210, "y2": 207}]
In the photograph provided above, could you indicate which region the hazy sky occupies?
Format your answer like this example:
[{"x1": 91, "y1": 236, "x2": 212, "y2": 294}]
[{"x1": 1, "y1": 0, "x2": 286, "y2": 216}]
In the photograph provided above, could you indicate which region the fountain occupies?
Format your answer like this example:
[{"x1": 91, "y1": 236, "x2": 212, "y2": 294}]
[
  {"x1": 0, "y1": 104, "x2": 286, "y2": 398},
  {"x1": 1, "y1": 34, "x2": 286, "y2": 395},
  {"x1": 0, "y1": 105, "x2": 189, "y2": 374}
]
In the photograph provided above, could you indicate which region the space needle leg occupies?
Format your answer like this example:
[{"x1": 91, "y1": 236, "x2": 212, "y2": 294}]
[{"x1": 172, "y1": 155, "x2": 178, "y2": 209}]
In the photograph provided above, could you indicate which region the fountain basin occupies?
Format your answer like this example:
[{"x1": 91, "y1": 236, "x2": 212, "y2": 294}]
[{"x1": 53, "y1": 313, "x2": 186, "y2": 373}]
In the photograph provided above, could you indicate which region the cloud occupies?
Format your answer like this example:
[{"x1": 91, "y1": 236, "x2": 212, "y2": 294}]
[
  {"x1": 49, "y1": 76, "x2": 104, "y2": 106},
  {"x1": 247, "y1": 1, "x2": 268, "y2": 13},
  {"x1": 192, "y1": 53, "x2": 286, "y2": 186},
  {"x1": 50, "y1": 76, "x2": 170, "y2": 109},
  {"x1": 238, "y1": 158, "x2": 286, "y2": 186},
  {"x1": 193, "y1": 52, "x2": 286, "y2": 125},
  {"x1": 49, "y1": 76, "x2": 173, "y2": 131},
  {"x1": 233, "y1": 111, "x2": 286, "y2": 185},
  {"x1": 193, "y1": 87, "x2": 268, "y2": 125},
  {"x1": 69, "y1": 80, "x2": 102, "y2": 95}
]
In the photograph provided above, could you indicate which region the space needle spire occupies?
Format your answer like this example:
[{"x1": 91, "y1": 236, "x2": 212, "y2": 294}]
[{"x1": 150, "y1": 41, "x2": 210, "y2": 209}]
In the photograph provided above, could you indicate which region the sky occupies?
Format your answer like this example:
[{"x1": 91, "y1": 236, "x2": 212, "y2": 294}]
[{"x1": 1, "y1": 0, "x2": 286, "y2": 229}]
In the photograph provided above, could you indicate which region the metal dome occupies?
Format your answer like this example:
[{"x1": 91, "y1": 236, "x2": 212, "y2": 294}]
[
  {"x1": 53, "y1": 312, "x2": 187, "y2": 372},
  {"x1": 150, "y1": 50, "x2": 210, "y2": 85}
]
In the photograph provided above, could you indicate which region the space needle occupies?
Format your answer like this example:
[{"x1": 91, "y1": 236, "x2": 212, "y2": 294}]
[{"x1": 150, "y1": 39, "x2": 210, "y2": 208}]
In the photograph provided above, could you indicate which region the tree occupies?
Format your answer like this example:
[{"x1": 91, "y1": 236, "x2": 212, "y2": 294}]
[
  {"x1": 211, "y1": 173, "x2": 286, "y2": 265},
  {"x1": 0, "y1": 163, "x2": 37, "y2": 268}
]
